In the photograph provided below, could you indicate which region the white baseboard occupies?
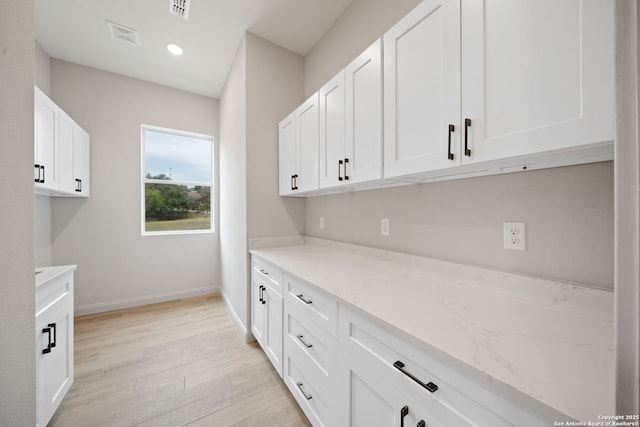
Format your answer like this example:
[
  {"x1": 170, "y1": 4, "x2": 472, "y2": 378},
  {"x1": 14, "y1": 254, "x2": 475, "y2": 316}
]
[
  {"x1": 221, "y1": 289, "x2": 255, "y2": 343},
  {"x1": 74, "y1": 286, "x2": 219, "y2": 316}
]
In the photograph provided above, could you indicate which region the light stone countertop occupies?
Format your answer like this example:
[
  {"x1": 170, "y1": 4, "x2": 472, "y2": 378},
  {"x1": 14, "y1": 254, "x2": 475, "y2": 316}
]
[
  {"x1": 250, "y1": 237, "x2": 614, "y2": 422},
  {"x1": 35, "y1": 265, "x2": 77, "y2": 288}
]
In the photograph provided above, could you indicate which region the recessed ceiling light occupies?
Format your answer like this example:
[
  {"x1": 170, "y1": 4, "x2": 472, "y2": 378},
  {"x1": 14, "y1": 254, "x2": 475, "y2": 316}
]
[{"x1": 166, "y1": 43, "x2": 183, "y2": 56}]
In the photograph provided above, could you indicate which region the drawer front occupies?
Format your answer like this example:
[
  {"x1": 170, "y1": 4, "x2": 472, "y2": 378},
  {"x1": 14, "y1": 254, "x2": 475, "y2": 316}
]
[
  {"x1": 252, "y1": 256, "x2": 283, "y2": 293},
  {"x1": 36, "y1": 273, "x2": 73, "y2": 317},
  {"x1": 284, "y1": 353, "x2": 331, "y2": 427},
  {"x1": 341, "y1": 306, "x2": 523, "y2": 427},
  {"x1": 285, "y1": 303, "x2": 335, "y2": 381},
  {"x1": 285, "y1": 274, "x2": 337, "y2": 337}
]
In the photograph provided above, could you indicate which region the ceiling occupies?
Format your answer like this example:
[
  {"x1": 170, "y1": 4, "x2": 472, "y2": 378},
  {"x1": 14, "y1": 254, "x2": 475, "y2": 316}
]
[{"x1": 35, "y1": 0, "x2": 352, "y2": 98}]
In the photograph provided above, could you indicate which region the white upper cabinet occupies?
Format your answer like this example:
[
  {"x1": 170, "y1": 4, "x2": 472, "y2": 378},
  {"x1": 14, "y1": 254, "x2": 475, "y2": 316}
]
[
  {"x1": 59, "y1": 110, "x2": 91, "y2": 196},
  {"x1": 297, "y1": 94, "x2": 320, "y2": 193},
  {"x1": 319, "y1": 39, "x2": 383, "y2": 190},
  {"x1": 461, "y1": 0, "x2": 614, "y2": 164},
  {"x1": 384, "y1": 0, "x2": 614, "y2": 180},
  {"x1": 383, "y1": 0, "x2": 461, "y2": 178},
  {"x1": 345, "y1": 38, "x2": 383, "y2": 185},
  {"x1": 279, "y1": 111, "x2": 297, "y2": 196},
  {"x1": 279, "y1": 93, "x2": 320, "y2": 196},
  {"x1": 35, "y1": 87, "x2": 60, "y2": 191},
  {"x1": 34, "y1": 86, "x2": 91, "y2": 197},
  {"x1": 319, "y1": 71, "x2": 346, "y2": 188}
]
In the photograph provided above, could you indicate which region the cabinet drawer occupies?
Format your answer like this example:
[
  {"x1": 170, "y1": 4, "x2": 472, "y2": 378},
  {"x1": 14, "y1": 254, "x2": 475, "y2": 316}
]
[
  {"x1": 36, "y1": 272, "x2": 73, "y2": 317},
  {"x1": 285, "y1": 274, "x2": 337, "y2": 337},
  {"x1": 341, "y1": 306, "x2": 523, "y2": 427},
  {"x1": 252, "y1": 256, "x2": 283, "y2": 293},
  {"x1": 284, "y1": 353, "x2": 331, "y2": 427},
  {"x1": 285, "y1": 304, "x2": 335, "y2": 381}
]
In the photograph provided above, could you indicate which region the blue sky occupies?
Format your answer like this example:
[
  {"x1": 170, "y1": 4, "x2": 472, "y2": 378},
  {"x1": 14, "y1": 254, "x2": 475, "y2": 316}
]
[{"x1": 145, "y1": 129, "x2": 212, "y2": 183}]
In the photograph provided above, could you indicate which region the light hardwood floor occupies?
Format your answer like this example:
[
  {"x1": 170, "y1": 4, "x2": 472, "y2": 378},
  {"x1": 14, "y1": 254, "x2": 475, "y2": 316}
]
[{"x1": 49, "y1": 294, "x2": 311, "y2": 427}]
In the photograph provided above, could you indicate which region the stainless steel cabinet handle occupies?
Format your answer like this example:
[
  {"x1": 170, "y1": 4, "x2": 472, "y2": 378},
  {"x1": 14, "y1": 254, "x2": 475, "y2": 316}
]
[
  {"x1": 296, "y1": 334, "x2": 313, "y2": 348},
  {"x1": 296, "y1": 382, "x2": 313, "y2": 400}
]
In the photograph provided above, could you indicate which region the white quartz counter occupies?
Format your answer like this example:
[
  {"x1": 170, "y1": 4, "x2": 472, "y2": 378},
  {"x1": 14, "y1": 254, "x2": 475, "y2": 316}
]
[
  {"x1": 36, "y1": 265, "x2": 77, "y2": 289},
  {"x1": 250, "y1": 237, "x2": 614, "y2": 422}
]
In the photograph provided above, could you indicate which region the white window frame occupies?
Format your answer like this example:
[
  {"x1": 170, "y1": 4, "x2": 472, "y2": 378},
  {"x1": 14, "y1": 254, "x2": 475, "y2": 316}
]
[{"x1": 141, "y1": 124, "x2": 214, "y2": 236}]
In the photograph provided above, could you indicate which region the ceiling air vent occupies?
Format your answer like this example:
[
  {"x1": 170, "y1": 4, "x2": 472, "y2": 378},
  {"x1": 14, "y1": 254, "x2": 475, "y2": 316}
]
[
  {"x1": 169, "y1": 0, "x2": 191, "y2": 20},
  {"x1": 106, "y1": 20, "x2": 140, "y2": 46}
]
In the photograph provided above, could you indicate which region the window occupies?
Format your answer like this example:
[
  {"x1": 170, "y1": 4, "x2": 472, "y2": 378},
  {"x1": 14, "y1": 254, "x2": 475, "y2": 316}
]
[{"x1": 141, "y1": 125, "x2": 213, "y2": 235}]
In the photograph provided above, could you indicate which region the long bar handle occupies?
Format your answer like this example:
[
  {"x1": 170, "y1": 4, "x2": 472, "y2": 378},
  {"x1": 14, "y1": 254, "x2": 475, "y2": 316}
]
[
  {"x1": 296, "y1": 382, "x2": 313, "y2": 400},
  {"x1": 400, "y1": 406, "x2": 409, "y2": 427},
  {"x1": 296, "y1": 294, "x2": 313, "y2": 304},
  {"x1": 447, "y1": 124, "x2": 455, "y2": 160},
  {"x1": 464, "y1": 118, "x2": 472, "y2": 156},
  {"x1": 296, "y1": 334, "x2": 313, "y2": 348},
  {"x1": 393, "y1": 360, "x2": 438, "y2": 393}
]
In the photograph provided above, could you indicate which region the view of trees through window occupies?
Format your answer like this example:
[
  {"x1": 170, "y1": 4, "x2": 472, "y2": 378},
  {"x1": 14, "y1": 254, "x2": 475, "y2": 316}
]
[{"x1": 142, "y1": 127, "x2": 213, "y2": 234}]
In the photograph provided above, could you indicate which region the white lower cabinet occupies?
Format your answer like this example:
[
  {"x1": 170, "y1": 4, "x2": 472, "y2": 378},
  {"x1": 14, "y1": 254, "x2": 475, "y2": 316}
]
[
  {"x1": 251, "y1": 257, "x2": 284, "y2": 377},
  {"x1": 283, "y1": 276, "x2": 338, "y2": 427},
  {"x1": 251, "y1": 255, "x2": 549, "y2": 426},
  {"x1": 35, "y1": 268, "x2": 75, "y2": 427}
]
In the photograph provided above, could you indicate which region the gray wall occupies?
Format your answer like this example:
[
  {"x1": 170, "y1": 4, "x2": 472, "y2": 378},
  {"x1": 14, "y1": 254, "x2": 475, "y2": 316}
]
[
  {"x1": 50, "y1": 60, "x2": 220, "y2": 313},
  {"x1": 0, "y1": 0, "x2": 36, "y2": 425},
  {"x1": 219, "y1": 36, "x2": 249, "y2": 333},
  {"x1": 245, "y1": 33, "x2": 305, "y2": 239},
  {"x1": 302, "y1": 0, "x2": 614, "y2": 289},
  {"x1": 220, "y1": 33, "x2": 305, "y2": 335}
]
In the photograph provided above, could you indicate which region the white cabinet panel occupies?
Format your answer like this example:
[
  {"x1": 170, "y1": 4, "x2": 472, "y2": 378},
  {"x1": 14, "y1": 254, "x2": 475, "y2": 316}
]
[
  {"x1": 279, "y1": 94, "x2": 320, "y2": 195},
  {"x1": 461, "y1": 0, "x2": 614, "y2": 163},
  {"x1": 297, "y1": 94, "x2": 320, "y2": 193},
  {"x1": 384, "y1": 0, "x2": 613, "y2": 181},
  {"x1": 319, "y1": 71, "x2": 346, "y2": 188},
  {"x1": 345, "y1": 38, "x2": 383, "y2": 184},
  {"x1": 384, "y1": 0, "x2": 461, "y2": 178},
  {"x1": 34, "y1": 86, "x2": 91, "y2": 197},
  {"x1": 251, "y1": 256, "x2": 284, "y2": 377},
  {"x1": 36, "y1": 269, "x2": 74, "y2": 427},
  {"x1": 34, "y1": 87, "x2": 59, "y2": 191},
  {"x1": 58, "y1": 110, "x2": 90, "y2": 196}
]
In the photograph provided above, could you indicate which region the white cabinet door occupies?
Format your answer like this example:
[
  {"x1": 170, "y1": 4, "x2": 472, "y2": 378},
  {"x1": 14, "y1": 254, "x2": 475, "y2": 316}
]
[
  {"x1": 251, "y1": 269, "x2": 283, "y2": 376},
  {"x1": 58, "y1": 110, "x2": 91, "y2": 196},
  {"x1": 58, "y1": 110, "x2": 76, "y2": 194},
  {"x1": 36, "y1": 297, "x2": 74, "y2": 426},
  {"x1": 461, "y1": 0, "x2": 614, "y2": 164},
  {"x1": 345, "y1": 38, "x2": 383, "y2": 184},
  {"x1": 383, "y1": 0, "x2": 461, "y2": 179},
  {"x1": 319, "y1": 72, "x2": 346, "y2": 189},
  {"x1": 263, "y1": 284, "x2": 283, "y2": 377},
  {"x1": 279, "y1": 111, "x2": 297, "y2": 195},
  {"x1": 296, "y1": 93, "x2": 320, "y2": 193},
  {"x1": 34, "y1": 87, "x2": 59, "y2": 191},
  {"x1": 251, "y1": 275, "x2": 267, "y2": 347},
  {"x1": 74, "y1": 126, "x2": 90, "y2": 196}
]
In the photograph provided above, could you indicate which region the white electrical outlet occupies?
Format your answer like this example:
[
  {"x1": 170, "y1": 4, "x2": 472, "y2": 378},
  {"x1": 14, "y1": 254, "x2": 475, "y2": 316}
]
[
  {"x1": 380, "y1": 218, "x2": 390, "y2": 236},
  {"x1": 503, "y1": 222, "x2": 526, "y2": 250},
  {"x1": 319, "y1": 217, "x2": 325, "y2": 229}
]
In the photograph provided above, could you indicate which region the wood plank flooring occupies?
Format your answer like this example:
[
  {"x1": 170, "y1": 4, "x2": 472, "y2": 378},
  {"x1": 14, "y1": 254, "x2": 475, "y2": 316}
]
[{"x1": 49, "y1": 294, "x2": 311, "y2": 427}]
